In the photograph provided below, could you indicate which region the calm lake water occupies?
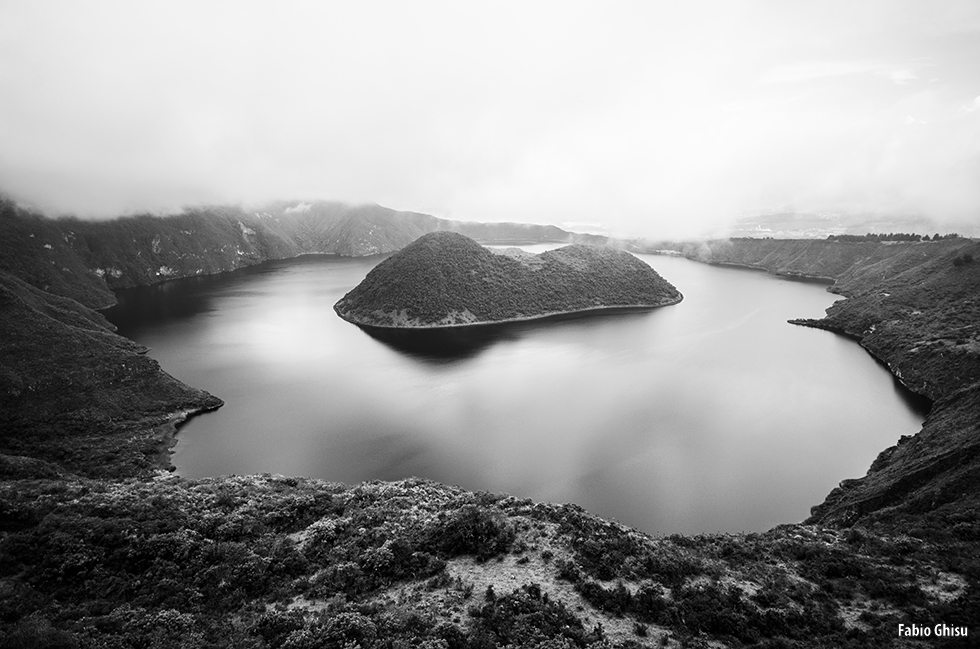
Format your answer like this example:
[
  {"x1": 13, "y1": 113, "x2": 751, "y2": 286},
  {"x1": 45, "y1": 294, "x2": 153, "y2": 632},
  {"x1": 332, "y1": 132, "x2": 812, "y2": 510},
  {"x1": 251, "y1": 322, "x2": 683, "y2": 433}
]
[{"x1": 104, "y1": 249, "x2": 928, "y2": 534}]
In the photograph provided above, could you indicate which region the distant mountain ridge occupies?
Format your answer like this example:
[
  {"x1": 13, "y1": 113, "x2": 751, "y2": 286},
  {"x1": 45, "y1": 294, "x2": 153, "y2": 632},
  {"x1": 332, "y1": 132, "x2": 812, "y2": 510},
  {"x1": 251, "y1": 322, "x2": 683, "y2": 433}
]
[
  {"x1": 727, "y1": 211, "x2": 978, "y2": 239},
  {"x1": 0, "y1": 197, "x2": 604, "y2": 310}
]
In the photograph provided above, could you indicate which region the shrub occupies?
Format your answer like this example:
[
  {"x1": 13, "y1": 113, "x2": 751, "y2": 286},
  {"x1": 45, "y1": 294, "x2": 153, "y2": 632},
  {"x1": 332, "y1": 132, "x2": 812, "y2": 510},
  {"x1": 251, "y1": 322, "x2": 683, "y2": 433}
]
[
  {"x1": 3, "y1": 616, "x2": 78, "y2": 649},
  {"x1": 554, "y1": 558, "x2": 581, "y2": 583},
  {"x1": 426, "y1": 505, "x2": 514, "y2": 562},
  {"x1": 468, "y1": 583, "x2": 601, "y2": 647},
  {"x1": 952, "y1": 252, "x2": 974, "y2": 267}
]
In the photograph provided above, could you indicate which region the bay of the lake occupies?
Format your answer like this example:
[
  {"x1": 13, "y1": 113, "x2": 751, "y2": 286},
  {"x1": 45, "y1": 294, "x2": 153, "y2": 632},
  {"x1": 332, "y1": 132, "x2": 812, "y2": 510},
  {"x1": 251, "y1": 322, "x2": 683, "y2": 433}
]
[{"x1": 104, "y1": 249, "x2": 927, "y2": 535}]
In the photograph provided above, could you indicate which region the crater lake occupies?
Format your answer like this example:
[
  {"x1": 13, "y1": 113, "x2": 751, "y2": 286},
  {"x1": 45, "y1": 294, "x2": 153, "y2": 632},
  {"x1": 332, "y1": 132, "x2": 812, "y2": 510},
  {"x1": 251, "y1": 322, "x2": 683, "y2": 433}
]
[{"x1": 103, "y1": 248, "x2": 928, "y2": 534}]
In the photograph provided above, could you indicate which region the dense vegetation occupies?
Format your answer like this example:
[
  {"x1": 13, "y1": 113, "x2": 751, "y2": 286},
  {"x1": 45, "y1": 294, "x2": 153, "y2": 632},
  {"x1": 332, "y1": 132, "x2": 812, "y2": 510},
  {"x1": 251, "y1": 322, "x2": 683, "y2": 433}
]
[
  {"x1": 334, "y1": 232, "x2": 681, "y2": 328},
  {"x1": 825, "y1": 233, "x2": 963, "y2": 242},
  {"x1": 2, "y1": 477, "x2": 976, "y2": 648}
]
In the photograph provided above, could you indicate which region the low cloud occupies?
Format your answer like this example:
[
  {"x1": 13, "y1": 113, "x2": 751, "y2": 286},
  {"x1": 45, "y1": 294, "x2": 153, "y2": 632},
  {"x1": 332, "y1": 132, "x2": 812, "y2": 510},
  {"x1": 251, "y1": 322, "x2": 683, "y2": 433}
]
[
  {"x1": 1, "y1": 1, "x2": 978, "y2": 238},
  {"x1": 284, "y1": 202, "x2": 312, "y2": 214},
  {"x1": 757, "y1": 60, "x2": 884, "y2": 85},
  {"x1": 888, "y1": 69, "x2": 920, "y2": 85}
]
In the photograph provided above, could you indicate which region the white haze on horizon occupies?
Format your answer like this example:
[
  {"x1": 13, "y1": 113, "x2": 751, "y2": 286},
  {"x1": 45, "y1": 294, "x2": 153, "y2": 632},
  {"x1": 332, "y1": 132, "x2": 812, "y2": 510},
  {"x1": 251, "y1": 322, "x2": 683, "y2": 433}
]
[{"x1": 1, "y1": 1, "x2": 979, "y2": 239}]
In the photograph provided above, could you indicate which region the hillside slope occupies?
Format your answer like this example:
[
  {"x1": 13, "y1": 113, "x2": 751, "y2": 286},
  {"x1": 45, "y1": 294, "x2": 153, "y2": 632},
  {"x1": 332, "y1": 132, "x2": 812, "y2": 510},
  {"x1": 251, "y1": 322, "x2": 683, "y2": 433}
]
[
  {"x1": 2, "y1": 475, "x2": 976, "y2": 648},
  {"x1": 335, "y1": 232, "x2": 681, "y2": 328},
  {"x1": 0, "y1": 270, "x2": 221, "y2": 478}
]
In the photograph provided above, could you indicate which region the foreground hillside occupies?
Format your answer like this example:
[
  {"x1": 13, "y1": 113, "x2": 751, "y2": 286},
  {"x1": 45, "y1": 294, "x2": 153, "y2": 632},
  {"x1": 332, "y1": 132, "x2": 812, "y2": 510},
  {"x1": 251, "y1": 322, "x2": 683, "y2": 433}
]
[
  {"x1": 335, "y1": 232, "x2": 681, "y2": 328},
  {"x1": 0, "y1": 269, "x2": 221, "y2": 479},
  {"x1": 2, "y1": 476, "x2": 976, "y2": 648}
]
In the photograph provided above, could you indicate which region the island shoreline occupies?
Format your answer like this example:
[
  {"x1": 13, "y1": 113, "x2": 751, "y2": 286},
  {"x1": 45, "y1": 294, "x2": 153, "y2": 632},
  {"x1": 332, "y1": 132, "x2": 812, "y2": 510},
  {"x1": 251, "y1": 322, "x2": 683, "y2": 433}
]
[{"x1": 337, "y1": 294, "x2": 684, "y2": 331}]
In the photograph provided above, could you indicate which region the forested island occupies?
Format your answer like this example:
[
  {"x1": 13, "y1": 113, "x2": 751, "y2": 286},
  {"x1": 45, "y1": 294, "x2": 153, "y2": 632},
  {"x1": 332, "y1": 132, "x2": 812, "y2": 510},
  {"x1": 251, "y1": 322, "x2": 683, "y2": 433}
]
[
  {"x1": 1, "y1": 199, "x2": 978, "y2": 647},
  {"x1": 334, "y1": 232, "x2": 681, "y2": 329}
]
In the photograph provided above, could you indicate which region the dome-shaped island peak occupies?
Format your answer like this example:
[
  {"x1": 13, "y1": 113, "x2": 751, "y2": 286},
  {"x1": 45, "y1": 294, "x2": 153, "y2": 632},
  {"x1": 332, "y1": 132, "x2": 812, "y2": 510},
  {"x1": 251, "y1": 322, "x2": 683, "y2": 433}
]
[{"x1": 334, "y1": 231, "x2": 682, "y2": 329}]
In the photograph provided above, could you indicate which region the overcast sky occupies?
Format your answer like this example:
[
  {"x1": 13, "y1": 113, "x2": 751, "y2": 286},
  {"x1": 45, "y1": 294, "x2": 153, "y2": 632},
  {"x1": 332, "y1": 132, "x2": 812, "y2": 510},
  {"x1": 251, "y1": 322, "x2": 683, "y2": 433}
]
[{"x1": 1, "y1": 1, "x2": 979, "y2": 237}]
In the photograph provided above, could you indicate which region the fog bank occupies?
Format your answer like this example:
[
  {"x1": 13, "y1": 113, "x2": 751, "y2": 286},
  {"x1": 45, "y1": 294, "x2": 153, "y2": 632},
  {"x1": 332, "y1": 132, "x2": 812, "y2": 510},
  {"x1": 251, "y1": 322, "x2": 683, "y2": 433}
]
[{"x1": 1, "y1": 1, "x2": 978, "y2": 238}]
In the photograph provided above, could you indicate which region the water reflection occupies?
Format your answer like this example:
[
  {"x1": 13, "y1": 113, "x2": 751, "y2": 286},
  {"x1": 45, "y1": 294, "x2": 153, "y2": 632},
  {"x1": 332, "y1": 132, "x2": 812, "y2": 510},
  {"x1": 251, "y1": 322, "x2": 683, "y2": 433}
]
[
  {"x1": 890, "y1": 376, "x2": 932, "y2": 417},
  {"x1": 357, "y1": 323, "x2": 513, "y2": 360},
  {"x1": 357, "y1": 309, "x2": 663, "y2": 361}
]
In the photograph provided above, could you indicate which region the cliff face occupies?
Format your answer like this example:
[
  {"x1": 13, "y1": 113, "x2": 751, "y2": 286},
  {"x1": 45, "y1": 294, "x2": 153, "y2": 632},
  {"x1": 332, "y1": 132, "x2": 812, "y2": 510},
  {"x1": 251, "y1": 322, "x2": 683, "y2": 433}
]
[
  {"x1": 680, "y1": 237, "x2": 980, "y2": 532},
  {"x1": 334, "y1": 232, "x2": 681, "y2": 328}
]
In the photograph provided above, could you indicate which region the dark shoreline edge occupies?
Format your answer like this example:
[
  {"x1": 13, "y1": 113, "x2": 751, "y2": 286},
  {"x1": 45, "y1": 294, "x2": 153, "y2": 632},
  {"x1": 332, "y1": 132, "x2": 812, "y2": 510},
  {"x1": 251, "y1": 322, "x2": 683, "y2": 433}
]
[
  {"x1": 152, "y1": 402, "x2": 225, "y2": 472},
  {"x1": 697, "y1": 255, "x2": 932, "y2": 403},
  {"x1": 693, "y1": 255, "x2": 938, "y2": 424},
  {"x1": 337, "y1": 294, "x2": 684, "y2": 331},
  {"x1": 788, "y1": 317, "x2": 934, "y2": 416},
  {"x1": 701, "y1": 259, "x2": 837, "y2": 285},
  {"x1": 695, "y1": 255, "x2": 937, "y2": 416}
]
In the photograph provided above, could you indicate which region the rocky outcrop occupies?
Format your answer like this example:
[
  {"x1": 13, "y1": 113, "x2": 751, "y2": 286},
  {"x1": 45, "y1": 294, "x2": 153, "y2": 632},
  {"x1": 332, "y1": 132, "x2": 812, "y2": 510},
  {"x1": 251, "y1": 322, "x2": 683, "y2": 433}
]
[{"x1": 334, "y1": 232, "x2": 681, "y2": 328}]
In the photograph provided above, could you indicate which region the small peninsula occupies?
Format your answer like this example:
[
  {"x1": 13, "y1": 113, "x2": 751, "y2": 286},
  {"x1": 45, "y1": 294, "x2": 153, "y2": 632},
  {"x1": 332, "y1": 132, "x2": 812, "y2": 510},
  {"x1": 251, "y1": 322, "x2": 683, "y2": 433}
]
[{"x1": 334, "y1": 231, "x2": 682, "y2": 328}]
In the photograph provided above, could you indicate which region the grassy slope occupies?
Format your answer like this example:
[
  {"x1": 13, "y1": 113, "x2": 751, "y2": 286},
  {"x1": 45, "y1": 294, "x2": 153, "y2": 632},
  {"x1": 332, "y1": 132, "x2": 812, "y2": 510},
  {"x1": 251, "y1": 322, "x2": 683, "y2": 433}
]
[{"x1": 334, "y1": 232, "x2": 681, "y2": 327}]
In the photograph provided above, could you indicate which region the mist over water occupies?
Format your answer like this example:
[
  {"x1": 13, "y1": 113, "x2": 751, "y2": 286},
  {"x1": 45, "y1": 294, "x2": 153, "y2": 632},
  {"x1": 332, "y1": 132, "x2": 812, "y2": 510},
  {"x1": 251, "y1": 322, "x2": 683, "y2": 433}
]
[{"x1": 105, "y1": 250, "x2": 926, "y2": 534}]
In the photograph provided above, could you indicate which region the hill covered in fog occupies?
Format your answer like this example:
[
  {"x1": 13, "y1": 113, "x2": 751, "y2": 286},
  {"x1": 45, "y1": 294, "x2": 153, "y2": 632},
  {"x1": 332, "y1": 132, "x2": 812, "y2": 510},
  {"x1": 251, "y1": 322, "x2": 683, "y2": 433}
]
[{"x1": 0, "y1": 197, "x2": 605, "y2": 309}]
